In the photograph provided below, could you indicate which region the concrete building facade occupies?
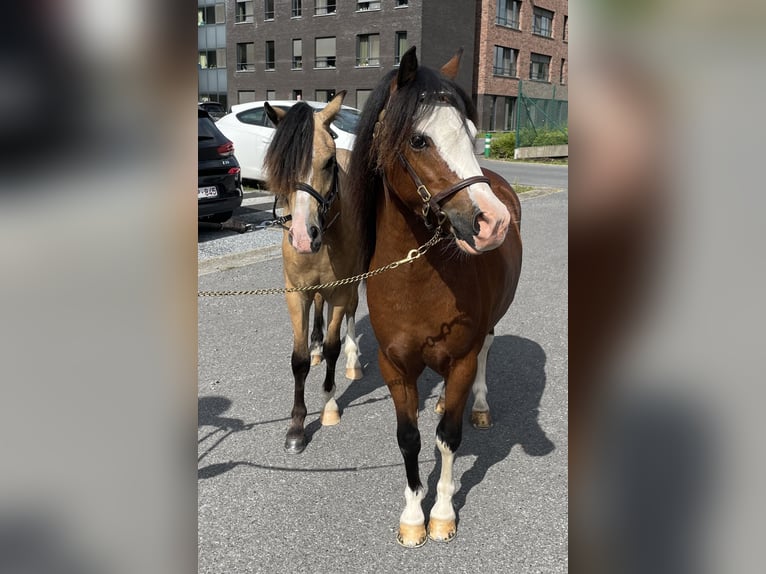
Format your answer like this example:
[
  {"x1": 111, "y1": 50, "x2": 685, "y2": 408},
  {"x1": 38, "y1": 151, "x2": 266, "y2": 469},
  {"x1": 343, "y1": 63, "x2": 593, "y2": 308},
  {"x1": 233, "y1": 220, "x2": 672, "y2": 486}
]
[
  {"x1": 225, "y1": 0, "x2": 478, "y2": 110},
  {"x1": 198, "y1": 0, "x2": 229, "y2": 108},
  {"x1": 200, "y1": 1, "x2": 568, "y2": 131}
]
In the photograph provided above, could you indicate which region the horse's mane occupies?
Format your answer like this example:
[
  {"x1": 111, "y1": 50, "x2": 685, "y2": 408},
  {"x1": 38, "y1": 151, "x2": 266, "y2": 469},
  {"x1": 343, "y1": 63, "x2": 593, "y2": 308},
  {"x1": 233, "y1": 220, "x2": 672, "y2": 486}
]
[
  {"x1": 347, "y1": 64, "x2": 477, "y2": 268},
  {"x1": 264, "y1": 102, "x2": 315, "y2": 197}
]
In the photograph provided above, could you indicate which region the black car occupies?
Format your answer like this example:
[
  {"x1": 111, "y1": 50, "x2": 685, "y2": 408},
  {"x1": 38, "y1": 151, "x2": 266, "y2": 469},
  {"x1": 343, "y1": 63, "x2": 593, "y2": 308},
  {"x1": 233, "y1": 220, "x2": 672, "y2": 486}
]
[
  {"x1": 198, "y1": 101, "x2": 226, "y2": 121},
  {"x1": 198, "y1": 107, "x2": 243, "y2": 222}
]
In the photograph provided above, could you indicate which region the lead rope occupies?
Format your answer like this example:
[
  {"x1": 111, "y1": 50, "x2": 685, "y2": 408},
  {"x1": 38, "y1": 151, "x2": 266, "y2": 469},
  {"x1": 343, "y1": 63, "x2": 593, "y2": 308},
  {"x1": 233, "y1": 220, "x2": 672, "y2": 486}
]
[{"x1": 198, "y1": 230, "x2": 445, "y2": 297}]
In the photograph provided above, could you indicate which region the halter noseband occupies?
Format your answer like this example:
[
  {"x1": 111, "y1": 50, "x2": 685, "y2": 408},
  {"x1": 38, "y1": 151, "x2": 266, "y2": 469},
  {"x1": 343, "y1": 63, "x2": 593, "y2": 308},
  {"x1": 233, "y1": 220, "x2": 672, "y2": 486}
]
[{"x1": 395, "y1": 152, "x2": 490, "y2": 230}]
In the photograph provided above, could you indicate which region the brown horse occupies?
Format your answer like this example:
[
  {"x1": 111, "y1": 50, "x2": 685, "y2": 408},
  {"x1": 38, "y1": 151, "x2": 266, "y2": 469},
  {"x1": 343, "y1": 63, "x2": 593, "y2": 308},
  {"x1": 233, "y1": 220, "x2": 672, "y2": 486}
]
[
  {"x1": 347, "y1": 47, "x2": 523, "y2": 546},
  {"x1": 263, "y1": 91, "x2": 363, "y2": 454}
]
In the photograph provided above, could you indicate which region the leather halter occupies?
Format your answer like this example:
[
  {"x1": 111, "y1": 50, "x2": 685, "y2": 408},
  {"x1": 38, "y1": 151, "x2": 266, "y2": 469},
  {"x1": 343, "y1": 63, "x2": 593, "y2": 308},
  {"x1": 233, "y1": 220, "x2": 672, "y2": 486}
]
[
  {"x1": 375, "y1": 93, "x2": 490, "y2": 231},
  {"x1": 273, "y1": 158, "x2": 340, "y2": 232},
  {"x1": 395, "y1": 152, "x2": 491, "y2": 230}
]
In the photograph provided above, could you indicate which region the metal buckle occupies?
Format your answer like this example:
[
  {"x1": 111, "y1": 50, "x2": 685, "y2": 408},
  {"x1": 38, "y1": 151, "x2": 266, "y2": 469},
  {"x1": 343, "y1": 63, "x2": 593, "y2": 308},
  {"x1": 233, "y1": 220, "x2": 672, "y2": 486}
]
[{"x1": 416, "y1": 185, "x2": 431, "y2": 202}]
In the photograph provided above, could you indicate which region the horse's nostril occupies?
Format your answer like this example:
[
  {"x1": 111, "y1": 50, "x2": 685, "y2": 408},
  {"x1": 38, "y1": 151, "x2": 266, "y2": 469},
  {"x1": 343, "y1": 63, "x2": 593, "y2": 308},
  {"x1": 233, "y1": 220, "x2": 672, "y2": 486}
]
[
  {"x1": 472, "y1": 212, "x2": 484, "y2": 235},
  {"x1": 309, "y1": 226, "x2": 320, "y2": 239}
]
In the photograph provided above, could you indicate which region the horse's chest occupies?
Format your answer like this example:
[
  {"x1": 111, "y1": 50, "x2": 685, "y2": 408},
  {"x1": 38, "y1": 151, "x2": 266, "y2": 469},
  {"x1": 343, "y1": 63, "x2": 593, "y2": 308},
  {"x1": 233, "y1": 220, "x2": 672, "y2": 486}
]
[{"x1": 367, "y1": 271, "x2": 481, "y2": 364}]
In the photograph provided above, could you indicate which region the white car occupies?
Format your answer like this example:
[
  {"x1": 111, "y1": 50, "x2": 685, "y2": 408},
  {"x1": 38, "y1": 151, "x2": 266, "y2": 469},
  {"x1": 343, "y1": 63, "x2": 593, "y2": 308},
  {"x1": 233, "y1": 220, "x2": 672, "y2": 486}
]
[{"x1": 215, "y1": 100, "x2": 361, "y2": 183}]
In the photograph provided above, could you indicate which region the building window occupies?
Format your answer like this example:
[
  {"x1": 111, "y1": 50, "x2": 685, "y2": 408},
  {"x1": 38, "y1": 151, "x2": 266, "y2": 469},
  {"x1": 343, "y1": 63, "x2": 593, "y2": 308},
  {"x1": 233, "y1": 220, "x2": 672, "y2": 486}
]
[
  {"x1": 395, "y1": 0, "x2": 408, "y2": 7},
  {"x1": 529, "y1": 52, "x2": 551, "y2": 81},
  {"x1": 198, "y1": 49, "x2": 227, "y2": 69},
  {"x1": 292, "y1": 39, "x2": 303, "y2": 69},
  {"x1": 357, "y1": 89, "x2": 371, "y2": 110},
  {"x1": 266, "y1": 90, "x2": 276, "y2": 100},
  {"x1": 394, "y1": 31, "x2": 408, "y2": 65},
  {"x1": 496, "y1": 0, "x2": 521, "y2": 29},
  {"x1": 264, "y1": 0, "x2": 274, "y2": 20},
  {"x1": 356, "y1": 34, "x2": 380, "y2": 67},
  {"x1": 315, "y1": 37, "x2": 336, "y2": 68},
  {"x1": 315, "y1": 0, "x2": 336, "y2": 16},
  {"x1": 533, "y1": 7, "x2": 554, "y2": 37},
  {"x1": 198, "y1": 3, "x2": 225, "y2": 26},
  {"x1": 265, "y1": 41, "x2": 275, "y2": 70},
  {"x1": 560, "y1": 59, "x2": 567, "y2": 84},
  {"x1": 357, "y1": 1, "x2": 381, "y2": 11},
  {"x1": 563, "y1": 15, "x2": 568, "y2": 41},
  {"x1": 293, "y1": 89, "x2": 303, "y2": 100},
  {"x1": 238, "y1": 90, "x2": 255, "y2": 104},
  {"x1": 503, "y1": 96, "x2": 517, "y2": 131},
  {"x1": 236, "y1": 43, "x2": 255, "y2": 71},
  {"x1": 315, "y1": 89, "x2": 336, "y2": 102},
  {"x1": 493, "y1": 46, "x2": 517, "y2": 77},
  {"x1": 235, "y1": 0, "x2": 253, "y2": 23},
  {"x1": 292, "y1": 0, "x2": 302, "y2": 17}
]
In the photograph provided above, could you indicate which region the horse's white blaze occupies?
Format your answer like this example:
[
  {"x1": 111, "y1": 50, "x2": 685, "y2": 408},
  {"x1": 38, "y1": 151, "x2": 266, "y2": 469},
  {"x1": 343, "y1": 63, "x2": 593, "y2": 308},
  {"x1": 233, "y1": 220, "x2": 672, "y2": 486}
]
[
  {"x1": 400, "y1": 485, "x2": 425, "y2": 526},
  {"x1": 290, "y1": 186, "x2": 316, "y2": 253},
  {"x1": 431, "y1": 437, "x2": 456, "y2": 522},
  {"x1": 415, "y1": 105, "x2": 510, "y2": 251},
  {"x1": 472, "y1": 333, "x2": 494, "y2": 413}
]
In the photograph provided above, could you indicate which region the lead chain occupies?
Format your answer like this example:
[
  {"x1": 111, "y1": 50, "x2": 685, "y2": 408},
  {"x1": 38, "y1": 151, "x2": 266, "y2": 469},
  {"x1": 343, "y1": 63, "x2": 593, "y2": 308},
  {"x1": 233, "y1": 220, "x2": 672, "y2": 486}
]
[{"x1": 198, "y1": 231, "x2": 445, "y2": 297}]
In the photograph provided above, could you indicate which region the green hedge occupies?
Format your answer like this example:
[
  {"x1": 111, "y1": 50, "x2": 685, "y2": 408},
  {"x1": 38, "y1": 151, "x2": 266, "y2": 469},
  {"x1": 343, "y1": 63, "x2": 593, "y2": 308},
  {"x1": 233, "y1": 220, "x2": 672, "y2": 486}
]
[
  {"x1": 478, "y1": 128, "x2": 568, "y2": 159},
  {"x1": 488, "y1": 132, "x2": 515, "y2": 159}
]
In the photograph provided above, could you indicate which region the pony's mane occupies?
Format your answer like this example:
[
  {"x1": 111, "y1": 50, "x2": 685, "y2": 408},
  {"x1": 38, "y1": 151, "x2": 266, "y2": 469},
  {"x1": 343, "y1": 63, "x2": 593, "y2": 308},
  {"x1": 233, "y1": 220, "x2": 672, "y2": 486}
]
[
  {"x1": 264, "y1": 102, "x2": 315, "y2": 196},
  {"x1": 347, "y1": 65, "x2": 477, "y2": 268}
]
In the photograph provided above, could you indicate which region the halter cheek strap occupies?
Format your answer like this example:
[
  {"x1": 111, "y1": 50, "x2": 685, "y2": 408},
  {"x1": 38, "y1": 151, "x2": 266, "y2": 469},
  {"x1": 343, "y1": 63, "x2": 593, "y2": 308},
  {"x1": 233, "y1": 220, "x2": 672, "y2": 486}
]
[{"x1": 396, "y1": 152, "x2": 490, "y2": 229}]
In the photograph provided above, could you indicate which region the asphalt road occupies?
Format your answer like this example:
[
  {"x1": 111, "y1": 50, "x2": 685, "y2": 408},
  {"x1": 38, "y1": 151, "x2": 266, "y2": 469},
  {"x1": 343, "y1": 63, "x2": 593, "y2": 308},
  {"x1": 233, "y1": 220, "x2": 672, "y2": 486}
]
[{"x1": 198, "y1": 188, "x2": 568, "y2": 573}]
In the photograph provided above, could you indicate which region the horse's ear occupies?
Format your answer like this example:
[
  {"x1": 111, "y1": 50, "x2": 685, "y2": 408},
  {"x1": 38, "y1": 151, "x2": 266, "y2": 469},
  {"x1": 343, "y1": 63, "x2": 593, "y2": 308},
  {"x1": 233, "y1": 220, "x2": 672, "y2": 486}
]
[
  {"x1": 440, "y1": 47, "x2": 464, "y2": 80},
  {"x1": 265, "y1": 102, "x2": 286, "y2": 126},
  {"x1": 396, "y1": 46, "x2": 418, "y2": 89},
  {"x1": 317, "y1": 90, "x2": 347, "y2": 126}
]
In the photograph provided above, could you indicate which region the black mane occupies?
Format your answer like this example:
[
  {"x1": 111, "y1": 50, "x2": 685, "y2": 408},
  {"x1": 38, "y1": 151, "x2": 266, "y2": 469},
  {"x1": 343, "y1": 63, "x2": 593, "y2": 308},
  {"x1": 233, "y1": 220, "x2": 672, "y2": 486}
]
[
  {"x1": 347, "y1": 60, "x2": 476, "y2": 268},
  {"x1": 264, "y1": 102, "x2": 315, "y2": 196}
]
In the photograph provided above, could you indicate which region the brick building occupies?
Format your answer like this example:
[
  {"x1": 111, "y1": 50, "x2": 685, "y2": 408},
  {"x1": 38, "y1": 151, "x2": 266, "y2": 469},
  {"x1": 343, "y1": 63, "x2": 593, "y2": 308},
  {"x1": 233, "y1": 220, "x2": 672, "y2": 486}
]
[
  {"x1": 198, "y1": 1, "x2": 568, "y2": 131},
  {"x1": 475, "y1": 0, "x2": 568, "y2": 131}
]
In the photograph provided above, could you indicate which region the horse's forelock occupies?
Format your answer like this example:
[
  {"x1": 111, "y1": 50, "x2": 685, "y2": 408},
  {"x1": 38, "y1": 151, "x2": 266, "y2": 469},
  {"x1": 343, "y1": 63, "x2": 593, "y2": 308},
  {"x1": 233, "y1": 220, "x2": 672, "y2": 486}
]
[{"x1": 264, "y1": 102, "x2": 315, "y2": 196}]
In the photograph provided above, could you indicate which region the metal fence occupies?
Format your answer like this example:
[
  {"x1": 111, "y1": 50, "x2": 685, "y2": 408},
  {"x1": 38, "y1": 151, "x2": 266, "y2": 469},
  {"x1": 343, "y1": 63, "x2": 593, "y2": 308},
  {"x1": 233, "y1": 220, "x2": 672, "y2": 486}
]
[{"x1": 514, "y1": 79, "x2": 568, "y2": 147}]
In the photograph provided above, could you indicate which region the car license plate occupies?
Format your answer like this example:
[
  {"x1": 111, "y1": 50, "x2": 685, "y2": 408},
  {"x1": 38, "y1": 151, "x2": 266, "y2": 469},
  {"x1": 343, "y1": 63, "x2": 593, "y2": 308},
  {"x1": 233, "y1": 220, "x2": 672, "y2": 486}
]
[{"x1": 198, "y1": 186, "x2": 218, "y2": 199}]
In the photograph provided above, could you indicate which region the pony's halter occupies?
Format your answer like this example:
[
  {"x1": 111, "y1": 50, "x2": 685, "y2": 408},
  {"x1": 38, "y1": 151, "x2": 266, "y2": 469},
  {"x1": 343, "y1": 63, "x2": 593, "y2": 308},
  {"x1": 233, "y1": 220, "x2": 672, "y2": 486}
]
[
  {"x1": 375, "y1": 95, "x2": 490, "y2": 231},
  {"x1": 293, "y1": 158, "x2": 341, "y2": 231},
  {"x1": 395, "y1": 152, "x2": 490, "y2": 230}
]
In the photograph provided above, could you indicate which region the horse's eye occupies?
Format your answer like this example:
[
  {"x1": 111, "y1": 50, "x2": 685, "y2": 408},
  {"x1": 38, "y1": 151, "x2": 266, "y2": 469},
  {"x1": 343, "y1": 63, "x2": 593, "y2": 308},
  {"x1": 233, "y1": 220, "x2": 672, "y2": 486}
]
[
  {"x1": 324, "y1": 157, "x2": 336, "y2": 171},
  {"x1": 410, "y1": 134, "x2": 427, "y2": 150}
]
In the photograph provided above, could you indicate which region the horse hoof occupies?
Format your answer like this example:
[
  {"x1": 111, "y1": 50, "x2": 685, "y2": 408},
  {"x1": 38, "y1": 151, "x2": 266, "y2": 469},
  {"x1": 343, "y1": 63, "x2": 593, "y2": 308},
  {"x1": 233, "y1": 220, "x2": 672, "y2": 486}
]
[
  {"x1": 345, "y1": 367, "x2": 363, "y2": 381},
  {"x1": 319, "y1": 409, "x2": 340, "y2": 426},
  {"x1": 284, "y1": 435, "x2": 306, "y2": 454},
  {"x1": 396, "y1": 523, "x2": 427, "y2": 548},
  {"x1": 434, "y1": 396, "x2": 445, "y2": 415},
  {"x1": 471, "y1": 410, "x2": 492, "y2": 429},
  {"x1": 428, "y1": 518, "x2": 457, "y2": 543},
  {"x1": 310, "y1": 354, "x2": 323, "y2": 366}
]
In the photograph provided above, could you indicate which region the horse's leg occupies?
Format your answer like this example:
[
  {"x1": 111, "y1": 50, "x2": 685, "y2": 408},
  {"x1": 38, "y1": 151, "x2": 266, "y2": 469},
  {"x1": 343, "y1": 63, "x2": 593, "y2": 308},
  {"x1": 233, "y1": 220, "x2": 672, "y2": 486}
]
[
  {"x1": 318, "y1": 302, "x2": 344, "y2": 426},
  {"x1": 285, "y1": 293, "x2": 312, "y2": 454},
  {"x1": 470, "y1": 332, "x2": 494, "y2": 429},
  {"x1": 380, "y1": 351, "x2": 427, "y2": 548},
  {"x1": 429, "y1": 355, "x2": 477, "y2": 542},
  {"x1": 310, "y1": 292, "x2": 324, "y2": 366},
  {"x1": 343, "y1": 291, "x2": 363, "y2": 380},
  {"x1": 434, "y1": 384, "x2": 446, "y2": 414},
  {"x1": 434, "y1": 332, "x2": 493, "y2": 426}
]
